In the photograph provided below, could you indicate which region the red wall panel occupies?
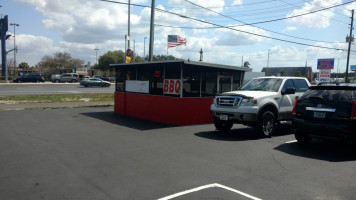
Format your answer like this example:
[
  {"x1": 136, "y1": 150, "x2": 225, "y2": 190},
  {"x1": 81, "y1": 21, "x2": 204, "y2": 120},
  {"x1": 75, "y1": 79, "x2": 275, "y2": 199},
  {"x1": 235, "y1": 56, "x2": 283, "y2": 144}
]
[{"x1": 114, "y1": 92, "x2": 213, "y2": 125}]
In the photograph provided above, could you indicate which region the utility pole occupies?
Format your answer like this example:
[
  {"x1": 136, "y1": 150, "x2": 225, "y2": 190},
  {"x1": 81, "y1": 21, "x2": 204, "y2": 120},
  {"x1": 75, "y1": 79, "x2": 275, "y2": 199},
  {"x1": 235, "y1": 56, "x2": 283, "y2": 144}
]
[
  {"x1": 346, "y1": 9, "x2": 354, "y2": 83},
  {"x1": 127, "y1": 0, "x2": 130, "y2": 49},
  {"x1": 148, "y1": 0, "x2": 155, "y2": 61}
]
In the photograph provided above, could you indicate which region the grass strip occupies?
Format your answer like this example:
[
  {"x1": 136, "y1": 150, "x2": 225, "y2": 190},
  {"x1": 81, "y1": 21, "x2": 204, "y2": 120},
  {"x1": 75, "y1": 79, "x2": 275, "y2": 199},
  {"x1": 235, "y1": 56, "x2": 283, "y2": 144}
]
[{"x1": 0, "y1": 93, "x2": 114, "y2": 104}]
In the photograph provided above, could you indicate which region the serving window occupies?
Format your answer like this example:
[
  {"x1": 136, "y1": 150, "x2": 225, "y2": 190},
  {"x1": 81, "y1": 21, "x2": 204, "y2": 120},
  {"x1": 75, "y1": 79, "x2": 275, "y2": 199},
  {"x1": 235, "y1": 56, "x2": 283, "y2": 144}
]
[{"x1": 115, "y1": 61, "x2": 246, "y2": 98}]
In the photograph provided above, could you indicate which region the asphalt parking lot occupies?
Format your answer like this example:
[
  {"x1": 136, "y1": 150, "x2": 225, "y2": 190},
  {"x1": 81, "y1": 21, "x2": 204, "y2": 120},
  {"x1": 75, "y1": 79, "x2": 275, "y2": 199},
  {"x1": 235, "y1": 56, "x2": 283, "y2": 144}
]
[{"x1": 1, "y1": 107, "x2": 356, "y2": 200}]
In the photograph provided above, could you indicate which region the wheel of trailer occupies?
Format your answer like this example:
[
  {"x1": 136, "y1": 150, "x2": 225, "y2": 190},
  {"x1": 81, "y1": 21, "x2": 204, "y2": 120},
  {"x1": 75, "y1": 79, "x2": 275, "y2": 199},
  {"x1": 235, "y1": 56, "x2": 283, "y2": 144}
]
[
  {"x1": 294, "y1": 130, "x2": 311, "y2": 145},
  {"x1": 258, "y1": 110, "x2": 276, "y2": 137},
  {"x1": 214, "y1": 119, "x2": 233, "y2": 133}
]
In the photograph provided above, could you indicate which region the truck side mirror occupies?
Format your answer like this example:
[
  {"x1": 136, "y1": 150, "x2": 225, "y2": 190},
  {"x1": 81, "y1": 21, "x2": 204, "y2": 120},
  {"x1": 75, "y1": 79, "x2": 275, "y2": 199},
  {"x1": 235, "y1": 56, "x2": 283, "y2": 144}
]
[{"x1": 282, "y1": 87, "x2": 296, "y2": 95}]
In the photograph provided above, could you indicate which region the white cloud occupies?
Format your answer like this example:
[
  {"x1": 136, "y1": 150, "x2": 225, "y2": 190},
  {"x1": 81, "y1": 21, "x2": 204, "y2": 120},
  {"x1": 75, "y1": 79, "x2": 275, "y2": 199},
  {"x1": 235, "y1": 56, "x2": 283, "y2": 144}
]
[
  {"x1": 214, "y1": 25, "x2": 269, "y2": 46},
  {"x1": 6, "y1": 34, "x2": 63, "y2": 66},
  {"x1": 286, "y1": 0, "x2": 342, "y2": 28},
  {"x1": 231, "y1": 0, "x2": 242, "y2": 6},
  {"x1": 343, "y1": 2, "x2": 356, "y2": 16},
  {"x1": 283, "y1": 26, "x2": 297, "y2": 32},
  {"x1": 167, "y1": 0, "x2": 225, "y2": 17}
]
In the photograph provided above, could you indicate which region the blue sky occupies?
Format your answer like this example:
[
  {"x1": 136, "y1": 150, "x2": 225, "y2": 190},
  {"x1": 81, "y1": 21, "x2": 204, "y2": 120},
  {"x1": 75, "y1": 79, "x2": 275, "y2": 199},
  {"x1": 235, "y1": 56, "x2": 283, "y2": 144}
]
[{"x1": 1, "y1": 0, "x2": 356, "y2": 74}]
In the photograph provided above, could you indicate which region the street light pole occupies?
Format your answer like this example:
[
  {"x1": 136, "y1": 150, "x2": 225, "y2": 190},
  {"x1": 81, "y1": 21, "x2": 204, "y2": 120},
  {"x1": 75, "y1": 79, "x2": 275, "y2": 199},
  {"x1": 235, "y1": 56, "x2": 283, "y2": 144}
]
[
  {"x1": 94, "y1": 48, "x2": 99, "y2": 65},
  {"x1": 10, "y1": 23, "x2": 19, "y2": 76},
  {"x1": 144, "y1": 37, "x2": 147, "y2": 61}
]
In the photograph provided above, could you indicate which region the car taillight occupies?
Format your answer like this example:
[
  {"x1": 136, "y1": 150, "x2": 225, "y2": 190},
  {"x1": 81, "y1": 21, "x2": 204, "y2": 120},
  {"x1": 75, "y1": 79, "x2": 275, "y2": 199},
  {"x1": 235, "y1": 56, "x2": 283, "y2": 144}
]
[
  {"x1": 351, "y1": 101, "x2": 356, "y2": 120},
  {"x1": 292, "y1": 98, "x2": 299, "y2": 116}
]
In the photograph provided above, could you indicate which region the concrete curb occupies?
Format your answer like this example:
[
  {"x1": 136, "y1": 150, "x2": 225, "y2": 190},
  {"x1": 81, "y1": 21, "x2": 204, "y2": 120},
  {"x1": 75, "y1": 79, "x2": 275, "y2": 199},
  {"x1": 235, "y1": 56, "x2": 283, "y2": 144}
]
[{"x1": 0, "y1": 101, "x2": 114, "y2": 111}]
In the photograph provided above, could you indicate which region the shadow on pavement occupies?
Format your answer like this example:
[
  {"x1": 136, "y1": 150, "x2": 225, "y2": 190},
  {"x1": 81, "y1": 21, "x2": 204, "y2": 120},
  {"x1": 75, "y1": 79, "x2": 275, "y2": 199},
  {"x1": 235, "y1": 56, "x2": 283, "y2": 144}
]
[
  {"x1": 195, "y1": 126, "x2": 262, "y2": 141},
  {"x1": 275, "y1": 140, "x2": 356, "y2": 162},
  {"x1": 81, "y1": 111, "x2": 176, "y2": 131},
  {"x1": 195, "y1": 124, "x2": 293, "y2": 142}
]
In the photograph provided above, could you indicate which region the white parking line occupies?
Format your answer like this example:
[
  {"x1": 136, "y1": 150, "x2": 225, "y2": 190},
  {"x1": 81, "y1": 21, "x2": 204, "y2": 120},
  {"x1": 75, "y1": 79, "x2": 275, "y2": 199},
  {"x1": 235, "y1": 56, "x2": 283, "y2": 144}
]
[
  {"x1": 158, "y1": 183, "x2": 262, "y2": 200},
  {"x1": 285, "y1": 140, "x2": 297, "y2": 144}
]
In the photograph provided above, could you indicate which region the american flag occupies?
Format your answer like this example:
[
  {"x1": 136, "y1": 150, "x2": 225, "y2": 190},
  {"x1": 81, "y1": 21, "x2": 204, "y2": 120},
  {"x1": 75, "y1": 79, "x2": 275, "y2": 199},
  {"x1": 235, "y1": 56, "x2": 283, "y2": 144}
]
[{"x1": 167, "y1": 35, "x2": 187, "y2": 48}]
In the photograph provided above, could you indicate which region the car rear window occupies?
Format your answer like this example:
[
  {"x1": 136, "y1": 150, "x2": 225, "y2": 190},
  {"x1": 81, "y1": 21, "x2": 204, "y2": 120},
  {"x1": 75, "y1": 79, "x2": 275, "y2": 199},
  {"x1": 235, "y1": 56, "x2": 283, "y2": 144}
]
[{"x1": 303, "y1": 86, "x2": 356, "y2": 101}]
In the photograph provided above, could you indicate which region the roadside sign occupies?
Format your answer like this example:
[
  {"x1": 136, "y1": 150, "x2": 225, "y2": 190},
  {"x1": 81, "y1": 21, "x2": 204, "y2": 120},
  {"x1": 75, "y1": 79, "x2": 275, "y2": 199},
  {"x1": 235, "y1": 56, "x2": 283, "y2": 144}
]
[
  {"x1": 317, "y1": 58, "x2": 334, "y2": 70},
  {"x1": 350, "y1": 65, "x2": 356, "y2": 71},
  {"x1": 319, "y1": 69, "x2": 331, "y2": 82}
]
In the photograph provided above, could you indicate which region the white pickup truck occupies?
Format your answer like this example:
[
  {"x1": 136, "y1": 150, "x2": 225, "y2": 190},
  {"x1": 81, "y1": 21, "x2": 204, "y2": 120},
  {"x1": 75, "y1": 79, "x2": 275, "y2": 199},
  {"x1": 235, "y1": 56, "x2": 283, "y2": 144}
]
[{"x1": 210, "y1": 76, "x2": 310, "y2": 137}]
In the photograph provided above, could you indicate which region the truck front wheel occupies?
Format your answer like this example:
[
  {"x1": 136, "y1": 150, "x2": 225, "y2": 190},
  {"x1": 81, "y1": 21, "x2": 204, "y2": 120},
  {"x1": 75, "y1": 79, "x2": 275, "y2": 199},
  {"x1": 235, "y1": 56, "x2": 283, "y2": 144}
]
[
  {"x1": 258, "y1": 110, "x2": 276, "y2": 137},
  {"x1": 214, "y1": 119, "x2": 233, "y2": 133}
]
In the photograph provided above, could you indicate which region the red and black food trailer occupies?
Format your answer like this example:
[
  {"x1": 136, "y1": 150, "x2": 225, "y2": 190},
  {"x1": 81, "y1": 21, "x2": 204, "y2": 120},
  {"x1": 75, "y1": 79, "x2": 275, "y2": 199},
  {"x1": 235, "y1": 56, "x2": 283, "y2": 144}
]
[{"x1": 111, "y1": 60, "x2": 251, "y2": 125}]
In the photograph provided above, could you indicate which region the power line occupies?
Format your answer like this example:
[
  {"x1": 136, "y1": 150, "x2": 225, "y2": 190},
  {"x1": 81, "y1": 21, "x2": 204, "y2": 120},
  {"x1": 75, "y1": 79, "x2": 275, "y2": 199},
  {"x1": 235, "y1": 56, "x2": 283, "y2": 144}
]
[
  {"x1": 299, "y1": 0, "x2": 350, "y2": 18},
  {"x1": 184, "y1": 0, "x2": 345, "y2": 44},
  {"x1": 279, "y1": 0, "x2": 348, "y2": 25},
  {"x1": 165, "y1": 0, "x2": 279, "y2": 9},
  {"x1": 98, "y1": 0, "x2": 354, "y2": 52},
  {"x1": 235, "y1": 0, "x2": 356, "y2": 26},
  {"x1": 154, "y1": 9, "x2": 354, "y2": 52}
]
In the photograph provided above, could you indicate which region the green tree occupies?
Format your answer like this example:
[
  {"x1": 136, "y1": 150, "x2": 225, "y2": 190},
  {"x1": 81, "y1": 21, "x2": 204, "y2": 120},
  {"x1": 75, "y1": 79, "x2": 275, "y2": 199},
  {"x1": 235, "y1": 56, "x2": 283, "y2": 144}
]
[
  {"x1": 37, "y1": 52, "x2": 83, "y2": 74},
  {"x1": 280, "y1": 70, "x2": 287, "y2": 76},
  {"x1": 97, "y1": 50, "x2": 125, "y2": 71},
  {"x1": 243, "y1": 61, "x2": 250, "y2": 68},
  {"x1": 294, "y1": 71, "x2": 302, "y2": 77},
  {"x1": 152, "y1": 55, "x2": 178, "y2": 61},
  {"x1": 18, "y1": 62, "x2": 29, "y2": 70}
]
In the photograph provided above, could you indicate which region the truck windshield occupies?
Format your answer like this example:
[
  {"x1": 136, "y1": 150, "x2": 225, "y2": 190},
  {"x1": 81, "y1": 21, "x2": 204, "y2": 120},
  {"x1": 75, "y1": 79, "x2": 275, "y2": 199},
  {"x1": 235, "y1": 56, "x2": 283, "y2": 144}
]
[{"x1": 240, "y1": 78, "x2": 282, "y2": 92}]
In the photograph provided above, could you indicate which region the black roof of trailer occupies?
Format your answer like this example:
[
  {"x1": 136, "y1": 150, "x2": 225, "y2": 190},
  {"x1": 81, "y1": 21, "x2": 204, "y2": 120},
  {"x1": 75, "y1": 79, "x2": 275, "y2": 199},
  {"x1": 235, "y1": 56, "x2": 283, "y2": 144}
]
[{"x1": 110, "y1": 59, "x2": 252, "y2": 72}]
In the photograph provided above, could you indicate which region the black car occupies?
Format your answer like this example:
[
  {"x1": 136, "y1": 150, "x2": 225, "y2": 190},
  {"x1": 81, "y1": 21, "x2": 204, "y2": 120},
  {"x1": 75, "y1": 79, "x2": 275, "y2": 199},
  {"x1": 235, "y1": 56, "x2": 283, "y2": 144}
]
[
  {"x1": 80, "y1": 78, "x2": 111, "y2": 87},
  {"x1": 13, "y1": 74, "x2": 45, "y2": 83},
  {"x1": 292, "y1": 84, "x2": 356, "y2": 144}
]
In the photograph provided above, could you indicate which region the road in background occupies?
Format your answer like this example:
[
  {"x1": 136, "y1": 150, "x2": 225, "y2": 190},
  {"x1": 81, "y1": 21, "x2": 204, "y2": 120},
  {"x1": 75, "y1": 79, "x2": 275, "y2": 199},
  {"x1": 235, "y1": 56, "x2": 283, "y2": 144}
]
[
  {"x1": 0, "y1": 83, "x2": 114, "y2": 97},
  {"x1": 1, "y1": 107, "x2": 355, "y2": 199}
]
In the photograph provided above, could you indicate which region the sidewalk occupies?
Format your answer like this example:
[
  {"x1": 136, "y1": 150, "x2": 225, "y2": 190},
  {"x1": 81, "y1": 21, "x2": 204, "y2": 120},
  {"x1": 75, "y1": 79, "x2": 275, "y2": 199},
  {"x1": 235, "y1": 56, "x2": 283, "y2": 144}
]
[{"x1": 0, "y1": 101, "x2": 114, "y2": 111}]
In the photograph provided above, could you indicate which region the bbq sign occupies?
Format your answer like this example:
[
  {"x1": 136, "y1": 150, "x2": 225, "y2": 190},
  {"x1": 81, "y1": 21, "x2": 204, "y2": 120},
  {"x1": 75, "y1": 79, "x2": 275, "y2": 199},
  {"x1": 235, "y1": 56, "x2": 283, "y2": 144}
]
[
  {"x1": 317, "y1": 58, "x2": 334, "y2": 70},
  {"x1": 163, "y1": 79, "x2": 181, "y2": 95}
]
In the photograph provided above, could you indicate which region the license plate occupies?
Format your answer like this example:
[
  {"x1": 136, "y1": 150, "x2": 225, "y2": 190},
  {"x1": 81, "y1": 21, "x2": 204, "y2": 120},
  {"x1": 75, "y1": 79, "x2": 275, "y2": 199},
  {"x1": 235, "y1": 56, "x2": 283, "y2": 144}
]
[
  {"x1": 220, "y1": 114, "x2": 228, "y2": 120},
  {"x1": 313, "y1": 112, "x2": 325, "y2": 118}
]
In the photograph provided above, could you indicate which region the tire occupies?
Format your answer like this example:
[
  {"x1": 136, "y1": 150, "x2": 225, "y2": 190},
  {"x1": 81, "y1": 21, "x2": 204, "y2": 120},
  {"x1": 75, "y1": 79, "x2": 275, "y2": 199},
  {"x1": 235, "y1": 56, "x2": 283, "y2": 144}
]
[
  {"x1": 258, "y1": 110, "x2": 276, "y2": 137},
  {"x1": 87, "y1": 83, "x2": 92, "y2": 87},
  {"x1": 105, "y1": 83, "x2": 109, "y2": 87},
  {"x1": 294, "y1": 130, "x2": 311, "y2": 145},
  {"x1": 71, "y1": 80, "x2": 76, "y2": 83},
  {"x1": 214, "y1": 119, "x2": 233, "y2": 133},
  {"x1": 55, "y1": 79, "x2": 59, "y2": 83}
]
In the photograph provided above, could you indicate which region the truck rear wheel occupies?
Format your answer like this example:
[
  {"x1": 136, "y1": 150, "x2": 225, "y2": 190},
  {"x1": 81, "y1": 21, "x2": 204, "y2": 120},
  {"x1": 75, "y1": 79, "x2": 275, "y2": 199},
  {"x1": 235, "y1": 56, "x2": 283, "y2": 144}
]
[
  {"x1": 214, "y1": 119, "x2": 233, "y2": 133},
  {"x1": 258, "y1": 110, "x2": 276, "y2": 137}
]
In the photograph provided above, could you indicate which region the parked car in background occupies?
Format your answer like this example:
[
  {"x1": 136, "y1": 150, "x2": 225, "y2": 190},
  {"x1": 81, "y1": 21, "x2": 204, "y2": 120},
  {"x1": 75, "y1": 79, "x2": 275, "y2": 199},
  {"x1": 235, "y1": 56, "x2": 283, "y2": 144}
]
[
  {"x1": 59, "y1": 73, "x2": 80, "y2": 83},
  {"x1": 13, "y1": 74, "x2": 45, "y2": 83},
  {"x1": 93, "y1": 75, "x2": 111, "y2": 82},
  {"x1": 293, "y1": 84, "x2": 356, "y2": 144},
  {"x1": 80, "y1": 78, "x2": 111, "y2": 87},
  {"x1": 51, "y1": 74, "x2": 61, "y2": 83}
]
